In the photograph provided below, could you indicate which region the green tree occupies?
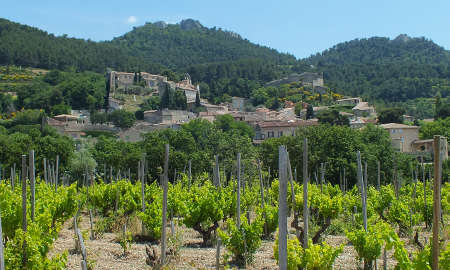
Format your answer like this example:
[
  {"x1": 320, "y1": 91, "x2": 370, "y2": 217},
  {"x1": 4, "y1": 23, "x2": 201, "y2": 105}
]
[
  {"x1": 141, "y1": 96, "x2": 160, "y2": 111},
  {"x1": 294, "y1": 103, "x2": 303, "y2": 117},
  {"x1": 51, "y1": 103, "x2": 71, "y2": 116},
  {"x1": 160, "y1": 84, "x2": 173, "y2": 109},
  {"x1": 135, "y1": 110, "x2": 144, "y2": 120},
  {"x1": 108, "y1": 109, "x2": 136, "y2": 129},
  {"x1": 306, "y1": 104, "x2": 314, "y2": 119},
  {"x1": 378, "y1": 108, "x2": 405, "y2": 124},
  {"x1": 420, "y1": 116, "x2": 450, "y2": 142},
  {"x1": 317, "y1": 110, "x2": 349, "y2": 126},
  {"x1": 69, "y1": 147, "x2": 97, "y2": 181},
  {"x1": 195, "y1": 91, "x2": 201, "y2": 107}
]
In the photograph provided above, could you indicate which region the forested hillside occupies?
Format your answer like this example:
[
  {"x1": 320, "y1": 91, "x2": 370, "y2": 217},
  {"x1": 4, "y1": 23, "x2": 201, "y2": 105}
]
[
  {"x1": 300, "y1": 36, "x2": 450, "y2": 106},
  {"x1": 0, "y1": 18, "x2": 164, "y2": 73},
  {"x1": 110, "y1": 19, "x2": 296, "y2": 69}
]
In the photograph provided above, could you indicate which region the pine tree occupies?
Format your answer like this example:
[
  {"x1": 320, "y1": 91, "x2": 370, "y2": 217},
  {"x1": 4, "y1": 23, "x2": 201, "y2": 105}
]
[
  {"x1": 161, "y1": 84, "x2": 172, "y2": 109},
  {"x1": 306, "y1": 104, "x2": 314, "y2": 119},
  {"x1": 195, "y1": 91, "x2": 201, "y2": 107}
]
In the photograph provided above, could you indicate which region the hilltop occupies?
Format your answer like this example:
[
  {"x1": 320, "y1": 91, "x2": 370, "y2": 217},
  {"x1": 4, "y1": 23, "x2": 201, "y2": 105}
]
[{"x1": 108, "y1": 19, "x2": 296, "y2": 69}]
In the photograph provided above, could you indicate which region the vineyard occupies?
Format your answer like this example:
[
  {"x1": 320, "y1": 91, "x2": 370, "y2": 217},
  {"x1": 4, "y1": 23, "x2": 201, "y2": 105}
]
[{"x1": 0, "y1": 143, "x2": 449, "y2": 270}]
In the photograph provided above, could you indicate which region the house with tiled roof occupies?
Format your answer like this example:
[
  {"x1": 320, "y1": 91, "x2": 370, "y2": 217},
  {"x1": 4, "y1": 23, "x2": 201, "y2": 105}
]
[{"x1": 253, "y1": 120, "x2": 318, "y2": 143}]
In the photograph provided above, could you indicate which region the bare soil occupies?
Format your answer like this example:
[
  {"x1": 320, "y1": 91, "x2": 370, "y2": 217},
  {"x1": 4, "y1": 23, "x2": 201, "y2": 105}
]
[{"x1": 48, "y1": 212, "x2": 435, "y2": 269}]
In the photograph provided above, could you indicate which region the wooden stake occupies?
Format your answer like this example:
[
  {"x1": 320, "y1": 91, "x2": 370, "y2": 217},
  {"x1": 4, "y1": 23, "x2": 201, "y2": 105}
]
[
  {"x1": 278, "y1": 146, "x2": 288, "y2": 270},
  {"x1": 188, "y1": 160, "x2": 192, "y2": 190},
  {"x1": 55, "y1": 155, "x2": 59, "y2": 189},
  {"x1": 216, "y1": 237, "x2": 221, "y2": 270},
  {"x1": 303, "y1": 138, "x2": 309, "y2": 248},
  {"x1": 432, "y1": 136, "x2": 443, "y2": 270},
  {"x1": 43, "y1": 158, "x2": 47, "y2": 183},
  {"x1": 377, "y1": 160, "x2": 381, "y2": 191},
  {"x1": 357, "y1": 151, "x2": 367, "y2": 232},
  {"x1": 141, "y1": 158, "x2": 145, "y2": 212},
  {"x1": 161, "y1": 144, "x2": 169, "y2": 265},
  {"x1": 89, "y1": 209, "x2": 94, "y2": 240},
  {"x1": 422, "y1": 156, "x2": 428, "y2": 229},
  {"x1": 21, "y1": 154, "x2": 27, "y2": 267},
  {"x1": 287, "y1": 152, "x2": 295, "y2": 215},
  {"x1": 29, "y1": 150, "x2": 35, "y2": 222},
  {"x1": 237, "y1": 153, "x2": 241, "y2": 229},
  {"x1": 320, "y1": 162, "x2": 325, "y2": 192},
  {"x1": 257, "y1": 160, "x2": 268, "y2": 235},
  {"x1": 393, "y1": 157, "x2": 399, "y2": 199},
  {"x1": 0, "y1": 208, "x2": 5, "y2": 270}
]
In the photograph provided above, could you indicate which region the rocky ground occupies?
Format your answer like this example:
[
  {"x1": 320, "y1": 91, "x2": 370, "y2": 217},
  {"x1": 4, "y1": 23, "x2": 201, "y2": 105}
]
[{"x1": 48, "y1": 212, "x2": 434, "y2": 270}]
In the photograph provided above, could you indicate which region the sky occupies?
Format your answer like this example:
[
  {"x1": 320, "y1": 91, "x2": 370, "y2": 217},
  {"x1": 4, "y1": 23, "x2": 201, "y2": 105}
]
[{"x1": 1, "y1": 0, "x2": 449, "y2": 59}]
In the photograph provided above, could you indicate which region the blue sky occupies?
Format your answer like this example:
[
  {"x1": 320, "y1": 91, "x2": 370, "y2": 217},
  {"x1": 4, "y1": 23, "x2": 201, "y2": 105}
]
[{"x1": 2, "y1": 0, "x2": 449, "y2": 58}]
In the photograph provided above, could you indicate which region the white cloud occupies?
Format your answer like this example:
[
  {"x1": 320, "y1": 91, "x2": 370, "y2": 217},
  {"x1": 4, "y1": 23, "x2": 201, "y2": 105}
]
[{"x1": 126, "y1": 16, "x2": 137, "y2": 24}]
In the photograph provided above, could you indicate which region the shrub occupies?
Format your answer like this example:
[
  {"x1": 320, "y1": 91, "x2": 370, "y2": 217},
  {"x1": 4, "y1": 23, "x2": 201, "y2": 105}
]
[
  {"x1": 274, "y1": 237, "x2": 343, "y2": 270},
  {"x1": 218, "y1": 215, "x2": 263, "y2": 266}
]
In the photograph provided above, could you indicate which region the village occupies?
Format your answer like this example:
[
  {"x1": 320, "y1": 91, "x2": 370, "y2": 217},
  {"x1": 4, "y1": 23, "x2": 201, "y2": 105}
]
[{"x1": 47, "y1": 70, "x2": 447, "y2": 158}]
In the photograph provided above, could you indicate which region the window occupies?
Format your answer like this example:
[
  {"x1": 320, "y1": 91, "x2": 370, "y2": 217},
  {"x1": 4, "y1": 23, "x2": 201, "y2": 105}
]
[
  {"x1": 268, "y1": 131, "x2": 274, "y2": 138},
  {"x1": 278, "y1": 131, "x2": 283, "y2": 137},
  {"x1": 261, "y1": 134, "x2": 265, "y2": 139}
]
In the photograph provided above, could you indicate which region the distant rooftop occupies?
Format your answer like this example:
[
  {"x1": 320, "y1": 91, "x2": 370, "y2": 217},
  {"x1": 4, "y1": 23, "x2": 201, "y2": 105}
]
[{"x1": 380, "y1": 123, "x2": 419, "y2": 129}]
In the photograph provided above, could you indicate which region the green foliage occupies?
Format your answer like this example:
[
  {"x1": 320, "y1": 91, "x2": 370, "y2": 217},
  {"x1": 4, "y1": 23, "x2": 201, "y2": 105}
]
[
  {"x1": 419, "y1": 116, "x2": 450, "y2": 142},
  {"x1": 214, "y1": 114, "x2": 255, "y2": 138},
  {"x1": 89, "y1": 180, "x2": 141, "y2": 216},
  {"x1": 51, "y1": 103, "x2": 71, "y2": 116},
  {"x1": 140, "y1": 96, "x2": 161, "y2": 111},
  {"x1": 378, "y1": 107, "x2": 405, "y2": 124},
  {"x1": 90, "y1": 112, "x2": 108, "y2": 125},
  {"x1": 317, "y1": 109, "x2": 349, "y2": 126},
  {"x1": 302, "y1": 36, "x2": 450, "y2": 107},
  {"x1": 260, "y1": 124, "x2": 395, "y2": 187},
  {"x1": 134, "y1": 110, "x2": 144, "y2": 120},
  {"x1": 69, "y1": 147, "x2": 97, "y2": 181},
  {"x1": 257, "y1": 205, "x2": 278, "y2": 237},
  {"x1": 218, "y1": 216, "x2": 263, "y2": 266},
  {"x1": 274, "y1": 237, "x2": 343, "y2": 270},
  {"x1": 435, "y1": 96, "x2": 450, "y2": 119},
  {"x1": 183, "y1": 180, "x2": 227, "y2": 246},
  {"x1": 346, "y1": 222, "x2": 388, "y2": 266},
  {"x1": 306, "y1": 104, "x2": 314, "y2": 119},
  {"x1": 15, "y1": 71, "x2": 106, "y2": 112},
  {"x1": 108, "y1": 109, "x2": 136, "y2": 129},
  {"x1": 0, "y1": 19, "x2": 163, "y2": 72},
  {"x1": 1, "y1": 181, "x2": 78, "y2": 269},
  {"x1": 117, "y1": 230, "x2": 133, "y2": 255}
]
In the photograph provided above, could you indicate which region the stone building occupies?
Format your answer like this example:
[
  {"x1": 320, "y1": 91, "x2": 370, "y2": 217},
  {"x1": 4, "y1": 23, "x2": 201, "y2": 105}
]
[
  {"x1": 109, "y1": 71, "x2": 168, "y2": 93},
  {"x1": 352, "y1": 102, "x2": 376, "y2": 117},
  {"x1": 265, "y1": 72, "x2": 324, "y2": 88},
  {"x1": 380, "y1": 123, "x2": 420, "y2": 153},
  {"x1": 231, "y1": 97, "x2": 246, "y2": 111},
  {"x1": 143, "y1": 109, "x2": 196, "y2": 124},
  {"x1": 336, "y1": 97, "x2": 362, "y2": 106},
  {"x1": 411, "y1": 139, "x2": 448, "y2": 159},
  {"x1": 253, "y1": 120, "x2": 318, "y2": 143},
  {"x1": 108, "y1": 71, "x2": 200, "y2": 104}
]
